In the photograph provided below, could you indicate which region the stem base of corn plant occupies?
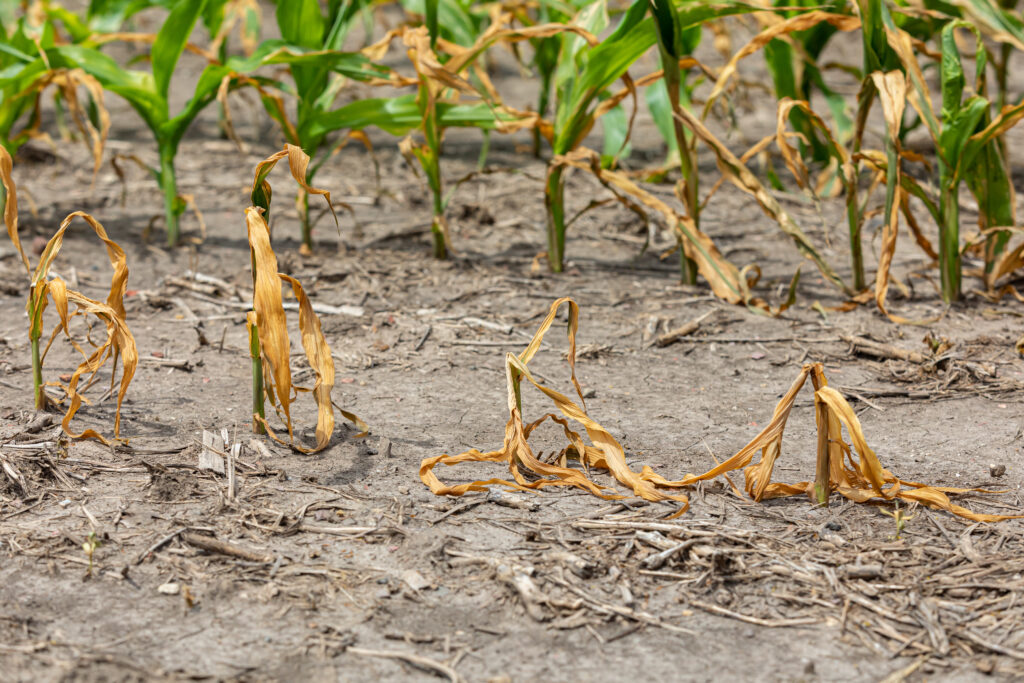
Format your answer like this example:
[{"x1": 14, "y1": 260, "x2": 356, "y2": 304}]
[
  {"x1": 160, "y1": 149, "x2": 181, "y2": 248},
  {"x1": 249, "y1": 324, "x2": 265, "y2": 435},
  {"x1": 300, "y1": 191, "x2": 314, "y2": 254},
  {"x1": 431, "y1": 217, "x2": 447, "y2": 260},
  {"x1": 939, "y1": 181, "x2": 962, "y2": 304},
  {"x1": 814, "y1": 400, "x2": 830, "y2": 506},
  {"x1": 31, "y1": 334, "x2": 45, "y2": 411},
  {"x1": 545, "y1": 166, "x2": 566, "y2": 273}
]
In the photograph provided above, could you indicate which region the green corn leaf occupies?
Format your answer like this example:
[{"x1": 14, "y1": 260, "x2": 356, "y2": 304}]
[
  {"x1": 600, "y1": 102, "x2": 631, "y2": 167},
  {"x1": 152, "y1": 0, "x2": 207, "y2": 102}
]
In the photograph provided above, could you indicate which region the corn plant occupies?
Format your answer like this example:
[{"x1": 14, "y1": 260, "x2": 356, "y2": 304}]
[
  {"x1": 647, "y1": 0, "x2": 704, "y2": 283},
  {"x1": 320, "y1": 14, "x2": 564, "y2": 259},
  {"x1": 422, "y1": 298, "x2": 1015, "y2": 522},
  {"x1": 544, "y1": 0, "x2": 759, "y2": 273},
  {"x1": 1, "y1": 147, "x2": 137, "y2": 442},
  {"x1": 244, "y1": 144, "x2": 365, "y2": 449},
  {"x1": 876, "y1": 6, "x2": 1024, "y2": 303},
  {"x1": 21, "y1": 0, "x2": 222, "y2": 247},
  {"x1": 250, "y1": 0, "x2": 381, "y2": 252},
  {"x1": 0, "y1": 10, "x2": 109, "y2": 171}
]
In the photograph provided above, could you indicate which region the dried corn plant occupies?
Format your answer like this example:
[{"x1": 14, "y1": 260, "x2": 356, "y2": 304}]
[
  {"x1": 245, "y1": 145, "x2": 365, "y2": 452},
  {"x1": 423, "y1": 298, "x2": 1018, "y2": 523},
  {"x1": 680, "y1": 362, "x2": 1019, "y2": 522},
  {"x1": 422, "y1": 297, "x2": 695, "y2": 516},
  {"x1": 1, "y1": 147, "x2": 137, "y2": 443}
]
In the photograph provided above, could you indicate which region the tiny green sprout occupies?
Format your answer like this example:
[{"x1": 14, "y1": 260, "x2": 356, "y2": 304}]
[
  {"x1": 82, "y1": 530, "x2": 101, "y2": 578},
  {"x1": 880, "y1": 502, "x2": 916, "y2": 540}
]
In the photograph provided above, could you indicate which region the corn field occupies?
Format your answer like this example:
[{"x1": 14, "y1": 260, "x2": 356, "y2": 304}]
[{"x1": 1, "y1": 0, "x2": 1024, "y2": 680}]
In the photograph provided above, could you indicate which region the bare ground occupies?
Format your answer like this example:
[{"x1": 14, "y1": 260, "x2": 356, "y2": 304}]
[{"x1": 2, "y1": 13, "x2": 1024, "y2": 682}]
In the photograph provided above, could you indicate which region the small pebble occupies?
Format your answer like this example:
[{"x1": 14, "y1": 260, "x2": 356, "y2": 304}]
[{"x1": 990, "y1": 463, "x2": 1006, "y2": 478}]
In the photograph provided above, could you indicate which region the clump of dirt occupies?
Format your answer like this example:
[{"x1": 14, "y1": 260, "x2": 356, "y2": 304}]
[{"x1": 147, "y1": 470, "x2": 197, "y2": 502}]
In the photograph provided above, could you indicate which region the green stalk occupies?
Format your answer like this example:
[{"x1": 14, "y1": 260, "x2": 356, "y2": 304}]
[
  {"x1": 813, "y1": 399, "x2": 830, "y2": 506},
  {"x1": 848, "y1": 83, "x2": 872, "y2": 293},
  {"x1": 31, "y1": 332, "x2": 44, "y2": 410},
  {"x1": 159, "y1": 146, "x2": 180, "y2": 248},
  {"x1": 938, "y1": 176, "x2": 961, "y2": 303},
  {"x1": 545, "y1": 165, "x2": 566, "y2": 273},
  {"x1": 249, "y1": 321, "x2": 265, "y2": 434},
  {"x1": 300, "y1": 190, "x2": 313, "y2": 252},
  {"x1": 670, "y1": 93, "x2": 698, "y2": 285},
  {"x1": 533, "y1": 68, "x2": 554, "y2": 158},
  {"x1": 248, "y1": 243, "x2": 265, "y2": 435},
  {"x1": 846, "y1": 194, "x2": 864, "y2": 292},
  {"x1": 428, "y1": 155, "x2": 447, "y2": 260},
  {"x1": 28, "y1": 294, "x2": 45, "y2": 410}
]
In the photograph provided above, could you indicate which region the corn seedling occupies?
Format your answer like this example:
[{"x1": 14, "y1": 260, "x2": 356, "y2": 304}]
[
  {"x1": 82, "y1": 530, "x2": 100, "y2": 578},
  {"x1": 700, "y1": 10, "x2": 863, "y2": 296},
  {"x1": 1, "y1": 147, "x2": 137, "y2": 442},
  {"x1": 423, "y1": 298, "x2": 1020, "y2": 523},
  {"x1": 353, "y1": 13, "x2": 566, "y2": 258},
  {"x1": 18, "y1": 0, "x2": 222, "y2": 246},
  {"x1": 543, "y1": 0, "x2": 763, "y2": 273},
  {"x1": 880, "y1": 501, "x2": 916, "y2": 540},
  {"x1": 245, "y1": 144, "x2": 364, "y2": 450}
]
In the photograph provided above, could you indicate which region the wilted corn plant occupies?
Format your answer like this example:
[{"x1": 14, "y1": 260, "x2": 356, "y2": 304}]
[
  {"x1": 697, "y1": 9, "x2": 860, "y2": 296},
  {"x1": 353, "y1": 11, "x2": 574, "y2": 259},
  {"x1": 0, "y1": 147, "x2": 137, "y2": 442},
  {"x1": 424, "y1": 298, "x2": 1020, "y2": 522},
  {"x1": 420, "y1": 297, "x2": 692, "y2": 516},
  {"x1": 244, "y1": 144, "x2": 364, "y2": 450}
]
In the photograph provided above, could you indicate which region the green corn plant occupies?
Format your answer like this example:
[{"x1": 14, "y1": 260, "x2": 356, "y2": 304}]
[
  {"x1": 306, "y1": 12, "x2": 560, "y2": 260},
  {"x1": 544, "y1": 0, "x2": 761, "y2": 273},
  {"x1": 877, "y1": 6, "x2": 1024, "y2": 303},
  {"x1": 393, "y1": 0, "x2": 529, "y2": 258},
  {"x1": 0, "y1": 10, "x2": 109, "y2": 169},
  {"x1": 22, "y1": 0, "x2": 222, "y2": 247},
  {"x1": 39, "y1": 0, "x2": 386, "y2": 250},
  {"x1": 257, "y1": 0, "x2": 377, "y2": 252},
  {"x1": 647, "y1": 0, "x2": 704, "y2": 284},
  {"x1": 761, "y1": 0, "x2": 853, "y2": 162}
]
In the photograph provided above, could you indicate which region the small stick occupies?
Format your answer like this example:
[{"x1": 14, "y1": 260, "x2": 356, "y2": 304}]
[
  {"x1": 654, "y1": 310, "x2": 714, "y2": 348},
  {"x1": 346, "y1": 647, "x2": 463, "y2": 683},
  {"x1": 462, "y1": 317, "x2": 513, "y2": 335},
  {"x1": 226, "y1": 443, "x2": 238, "y2": 500},
  {"x1": 688, "y1": 599, "x2": 819, "y2": 627},
  {"x1": 180, "y1": 532, "x2": 273, "y2": 563},
  {"x1": 414, "y1": 325, "x2": 432, "y2": 352},
  {"x1": 298, "y1": 523, "x2": 407, "y2": 537},
  {"x1": 840, "y1": 334, "x2": 926, "y2": 364},
  {"x1": 135, "y1": 527, "x2": 186, "y2": 564}
]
